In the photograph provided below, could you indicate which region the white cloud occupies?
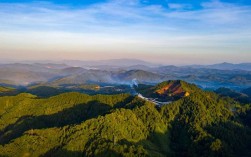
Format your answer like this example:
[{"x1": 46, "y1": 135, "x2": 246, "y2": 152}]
[
  {"x1": 168, "y1": 3, "x2": 192, "y2": 10},
  {"x1": 0, "y1": 0, "x2": 251, "y2": 63},
  {"x1": 0, "y1": 0, "x2": 250, "y2": 31}
]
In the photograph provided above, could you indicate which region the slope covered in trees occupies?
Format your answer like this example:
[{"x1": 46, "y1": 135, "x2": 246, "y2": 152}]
[
  {"x1": 243, "y1": 87, "x2": 251, "y2": 97},
  {"x1": 0, "y1": 81, "x2": 251, "y2": 157},
  {"x1": 215, "y1": 87, "x2": 251, "y2": 104}
]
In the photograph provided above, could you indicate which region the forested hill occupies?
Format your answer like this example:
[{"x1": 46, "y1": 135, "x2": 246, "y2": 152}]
[
  {"x1": 135, "y1": 80, "x2": 200, "y2": 101},
  {"x1": 0, "y1": 82, "x2": 251, "y2": 157}
]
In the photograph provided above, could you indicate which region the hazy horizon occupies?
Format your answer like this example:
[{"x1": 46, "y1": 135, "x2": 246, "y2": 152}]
[
  {"x1": 0, "y1": 58, "x2": 250, "y2": 66},
  {"x1": 0, "y1": 0, "x2": 251, "y2": 64}
]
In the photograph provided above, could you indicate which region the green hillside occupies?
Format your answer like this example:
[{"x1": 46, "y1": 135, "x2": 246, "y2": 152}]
[
  {"x1": 26, "y1": 86, "x2": 68, "y2": 98},
  {"x1": 0, "y1": 86, "x2": 17, "y2": 96},
  {"x1": 0, "y1": 86, "x2": 15, "y2": 93},
  {"x1": 243, "y1": 87, "x2": 251, "y2": 97},
  {"x1": 216, "y1": 87, "x2": 251, "y2": 104},
  {"x1": 0, "y1": 81, "x2": 251, "y2": 157}
]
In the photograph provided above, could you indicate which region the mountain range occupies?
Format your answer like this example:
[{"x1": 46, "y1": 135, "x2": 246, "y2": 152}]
[{"x1": 0, "y1": 59, "x2": 251, "y2": 91}]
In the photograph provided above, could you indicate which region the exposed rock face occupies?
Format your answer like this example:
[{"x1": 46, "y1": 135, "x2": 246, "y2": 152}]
[
  {"x1": 155, "y1": 80, "x2": 190, "y2": 97},
  {"x1": 154, "y1": 80, "x2": 195, "y2": 99}
]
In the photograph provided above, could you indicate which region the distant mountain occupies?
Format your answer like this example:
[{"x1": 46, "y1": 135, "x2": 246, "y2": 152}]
[
  {"x1": 155, "y1": 65, "x2": 251, "y2": 89},
  {"x1": 49, "y1": 69, "x2": 166, "y2": 86},
  {"x1": 123, "y1": 64, "x2": 154, "y2": 71},
  {"x1": 208, "y1": 62, "x2": 251, "y2": 71},
  {"x1": 60, "y1": 67, "x2": 87, "y2": 75},
  {"x1": 115, "y1": 70, "x2": 167, "y2": 84},
  {"x1": 60, "y1": 59, "x2": 158, "y2": 68},
  {"x1": 33, "y1": 63, "x2": 69, "y2": 69},
  {"x1": 1, "y1": 61, "x2": 251, "y2": 90},
  {"x1": 0, "y1": 63, "x2": 69, "y2": 85},
  {"x1": 186, "y1": 62, "x2": 251, "y2": 71},
  {"x1": 50, "y1": 70, "x2": 115, "y2": 86}
]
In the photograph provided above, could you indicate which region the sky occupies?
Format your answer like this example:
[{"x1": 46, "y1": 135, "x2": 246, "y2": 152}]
[{"x1": 0, "y1": 0, "x2": 251, "y2": 65}]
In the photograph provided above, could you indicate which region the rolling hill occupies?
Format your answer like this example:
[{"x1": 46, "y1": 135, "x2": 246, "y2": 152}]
[
  {"x1": 215, "y1": 87, "x2": 251, "y2": 104},
  {"x1": 0, "y1": 80, "x2": 250, "y2": 157},
  {"x1": 242, "y1": 87, "x2": 251, "y2": 97},
  {"x1": 1, "y1": 61, "x2": 251, "y2": 90}
]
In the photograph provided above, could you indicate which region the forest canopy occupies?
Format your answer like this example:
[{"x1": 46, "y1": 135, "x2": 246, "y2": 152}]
[{"x1": 0, "y1": 81, "x2": 251, "y2": 157}]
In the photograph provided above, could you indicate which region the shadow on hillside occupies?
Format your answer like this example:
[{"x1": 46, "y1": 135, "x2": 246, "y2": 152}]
[
  {"x1": 0, "y1": 97, "x2": 134, "y2": 145},
  {"x1": 40, "y1": 146, "x2": 121, "y2": 157},
  {"x1": 0, "y1": 95, "x2": 135, "y2": 145},
  {"x1": 40, "y1": 147, "x2": 84, "y2": 157},
  {"x1": 205, "y1": 121, "x2": 251, "y2": 157},
  {"x1": 169, "y1": 120, "x2": 193, "y2": 157},
  {"x1": 38, "y1": 123, "x2": 171, "y2": 157},
  {"x1": 168, "y1": 116, "x2": 251, "y2": 157},
  {"x1": 82, "y1": 130, "x2": 172, "y2": 157}
]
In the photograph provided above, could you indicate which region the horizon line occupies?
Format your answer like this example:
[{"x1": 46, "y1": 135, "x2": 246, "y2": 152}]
[{"x1": 0, "y1": 58, "x2": 250, "y2": 66}]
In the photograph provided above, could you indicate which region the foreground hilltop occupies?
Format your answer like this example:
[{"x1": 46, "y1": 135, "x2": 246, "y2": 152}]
[
  {"x1": 136, "y1": 80, "x2": 200, "y2": 101},
  {"x1": 0, "y1": 81, "x2": 251, "y2": 157}
]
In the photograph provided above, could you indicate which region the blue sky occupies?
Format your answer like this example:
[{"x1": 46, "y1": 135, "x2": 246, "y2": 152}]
[{"x1": 0, "y1": 0, "x2": 251, "y2": 64}]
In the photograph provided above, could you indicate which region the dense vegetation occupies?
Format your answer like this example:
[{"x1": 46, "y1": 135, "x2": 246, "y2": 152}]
[
  {"x1": 243, "y1": 87, "x2": 251, "y2": 97},
  {"x1": 0, "y1": 81, "x2": 251, "y2": 157},
  {"x1": 0, "y1": 84, "x2": 134, "y2": 98},
  {"x1": 215, "y1": 87, "x2": 251, "y2": 104},
  {"x1": 0, "y1": 86, "x2": 16, "y2": 96}
]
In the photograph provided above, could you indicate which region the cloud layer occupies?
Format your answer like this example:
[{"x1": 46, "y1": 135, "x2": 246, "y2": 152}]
[{"x1": 0, "y1": 0, "x2": 251, "y2": 64}]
